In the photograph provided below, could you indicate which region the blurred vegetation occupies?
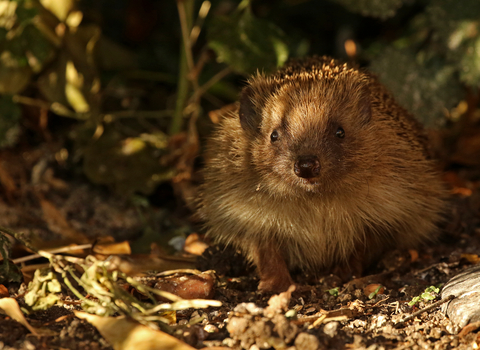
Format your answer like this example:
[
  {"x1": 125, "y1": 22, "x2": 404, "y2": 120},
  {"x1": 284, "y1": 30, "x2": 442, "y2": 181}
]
[{"x1": 0, "y1": 0, "x2": 479, "y2": 196}]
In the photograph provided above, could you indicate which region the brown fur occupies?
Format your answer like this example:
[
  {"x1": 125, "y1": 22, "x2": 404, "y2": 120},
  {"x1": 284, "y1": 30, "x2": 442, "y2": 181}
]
[{"x1": 198, "y1": 56, "x2": 446, "y2": 292}]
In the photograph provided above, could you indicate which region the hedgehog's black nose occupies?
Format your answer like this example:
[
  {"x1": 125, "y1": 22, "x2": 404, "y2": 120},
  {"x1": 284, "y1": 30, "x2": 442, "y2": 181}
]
[{"x1": 294, "y1": 156, "x2": 320, "y2": 179}]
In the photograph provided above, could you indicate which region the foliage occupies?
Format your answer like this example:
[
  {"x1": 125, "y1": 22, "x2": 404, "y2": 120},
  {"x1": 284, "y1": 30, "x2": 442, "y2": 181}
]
[
  {"x1": 327, "y1": 287, "x2": 339, "y2": 296},
  {"x1": 207, "y1": 1, "x2": 289, "y2": 74},
  {"x1": 408, "y1": 286, "x2": 440, "y2": 306},
  {"x1": 367, "y1": 284, "x2": 384, "y2": 299},
  {"x1": 369, "y1": 47, "x2": 461, "y2": 126},
  {"x1": 25, "y1": 251, "x2": 221, "y2": 329},
  {"x1": 0, "y1": 0, "x2": 479, "y2": 193},
  {"x1": 368, "y1": 0, "x2": 480, "y2": 125}
]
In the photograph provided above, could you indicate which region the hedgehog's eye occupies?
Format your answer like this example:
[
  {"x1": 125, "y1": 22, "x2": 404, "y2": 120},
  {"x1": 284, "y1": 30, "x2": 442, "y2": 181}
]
[
  {"x1": 335, "y1": 127, "x2": 345, "y2": 139},
  {"x1": 270, "y1": 130, "x2": 279, "y2": 142}
]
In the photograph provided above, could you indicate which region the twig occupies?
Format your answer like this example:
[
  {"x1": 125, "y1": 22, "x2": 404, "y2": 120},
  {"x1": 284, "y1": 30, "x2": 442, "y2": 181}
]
[
  {"x1": 12, "y1": 244, "x2": 93, "y2": 264},
  {"x1": 189, "y1": 67, "x2": 232, "y2": 103},
  {"x1": 12, "y1": 96, "x2": 82, "y2": 119},
  {"x1": 394, "y1": 295, "x2": 455, "y2": 328}
]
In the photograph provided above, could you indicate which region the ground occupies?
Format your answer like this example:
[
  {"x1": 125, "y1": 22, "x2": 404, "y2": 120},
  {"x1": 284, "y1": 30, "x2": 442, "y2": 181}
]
[{"x1": 0, "y1": 138, "x2": 479, "y2": 350}]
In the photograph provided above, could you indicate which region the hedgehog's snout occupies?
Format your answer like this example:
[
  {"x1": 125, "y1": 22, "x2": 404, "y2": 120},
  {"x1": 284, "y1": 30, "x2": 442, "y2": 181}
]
[{"x1": 294, "y1": 156, "x2": 320, "y2": 179}]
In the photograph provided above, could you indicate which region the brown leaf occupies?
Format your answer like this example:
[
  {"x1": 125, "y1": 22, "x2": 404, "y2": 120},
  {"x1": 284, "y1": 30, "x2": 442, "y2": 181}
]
[
  {"x1": 451, "y1": 129, "x2": 480, "y2": 166},
  {"x1": 458, "y1": 320, "x2": 480, "y2": 338},
  {"x1": 460, "y1": 254, "x2": 480, "y2": 264},
  {"x1": 408, "y1": 249, "x2": 419, "y2": 263},
  {"x1": 363, "y1": 284, "x2": 385, "y2": 298},
  {"x1": 0, "y1": 161, "x2": 17, "y2": 194},
  {"x1": 0, "y1": 285, "x2": 9, "y2": 298},
  {"x1": 184, "y1": 233, "x2": 209, "y2": 256},
  {"x1": 38, "y1": 196, "x2": 89, "y2": 243}
]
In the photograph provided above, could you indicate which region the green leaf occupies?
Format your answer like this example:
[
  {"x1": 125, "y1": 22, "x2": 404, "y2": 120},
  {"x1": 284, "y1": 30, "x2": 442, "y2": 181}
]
[
  {"x1": 20, "y1": 24, "x2": 56, "y2": 71},
  {"x1": 370, "y1": 47, "x2": 460, "y2": 126},
  {"x1": 408, "y1": 296, "x2": 420, "y2": 306},
  {"x1": 207, "y1": 9, "x2": 289, "y2": 74},
  {"x1": 14, "y1": 1, "x2": 38, "y2": 24},
  {"x1": 368, "y1": 285, "x2": 383, "y2": 300},
  {"x1": 82, "y1": 128, "x2": 173, "y2": 195},
  {"x1": 408, "y1": 286, "x2": 440, "y2": 306},
  {"x1": 327, "y1": 287, "x2": 339, "y2": 296},
  {"x1": 426, "y1": 0, "x2": 480, "y2": 86}
]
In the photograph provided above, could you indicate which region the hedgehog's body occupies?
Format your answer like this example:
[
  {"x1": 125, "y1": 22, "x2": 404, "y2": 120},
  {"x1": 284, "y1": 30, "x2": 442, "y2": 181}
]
[{"x1": 199, "y1": 57, "x2": 446, "y2": 292}]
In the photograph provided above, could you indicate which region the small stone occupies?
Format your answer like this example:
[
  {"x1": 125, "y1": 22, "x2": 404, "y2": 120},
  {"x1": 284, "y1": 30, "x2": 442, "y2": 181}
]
[
  {"x1": 323, "y1": 321, "x2": 339, "y2": 337},
  {"x1": 204, "y1": 324, "x2": 218, "y2": 333},
  {"x1": 222, "y1": 338, "x2": 237, "y2": 347},
  {"x1": 227, "y1": 317, "x2": 250, "y2": 336},
  {"x1": 294, "y1": 333, "x2": 320, "y2": 350},
  {"x1": 234, "y1": 302, "x2": 264, "y2": 315}
]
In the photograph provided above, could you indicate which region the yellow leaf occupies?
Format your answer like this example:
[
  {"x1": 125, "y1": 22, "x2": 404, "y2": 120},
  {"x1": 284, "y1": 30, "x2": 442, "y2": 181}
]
[
  {"x1": 0, "y1": 298, "x2": 55, "y2": 336},
  {"x1": 75, "y1": 312, "x2": 196, "y2": 350},
  {"x1": 66, "y1": 10, "x2": 83, "y2": 29},
  {"x1": 40, "y1": 0, "x2": 75, "y2": 21},
  {"x1": 65, "y1": 82, "x2": 89, "y2": 113},
  {"x1": 93, "y1": 240, "x2": 132, "y2": 256}
]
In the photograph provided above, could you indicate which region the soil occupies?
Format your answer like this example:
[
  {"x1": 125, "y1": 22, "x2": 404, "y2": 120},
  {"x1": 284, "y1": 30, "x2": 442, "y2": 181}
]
[{"x1": 0, "y1": 143, "x2": 480, "y2": 350}]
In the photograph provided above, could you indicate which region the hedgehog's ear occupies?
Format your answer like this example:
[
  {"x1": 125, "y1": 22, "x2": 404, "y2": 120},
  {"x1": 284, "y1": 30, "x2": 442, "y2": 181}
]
[
  {"x1": 356, "y1": 85, "x2": 372, "y2": 126},
  {"x1": 239, "y1": 86, "x2": 262, "y2": 132}
]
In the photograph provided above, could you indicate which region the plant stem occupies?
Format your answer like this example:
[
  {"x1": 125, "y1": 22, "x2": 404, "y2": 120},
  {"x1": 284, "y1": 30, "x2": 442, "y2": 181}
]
[{"x1": 171, "y1": 0, "x2": 195, "y2": 135}]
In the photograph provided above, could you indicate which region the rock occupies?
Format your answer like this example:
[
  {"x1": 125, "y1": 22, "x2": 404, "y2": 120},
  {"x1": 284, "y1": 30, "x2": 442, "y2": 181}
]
[
  {"x1": 154, "y1": 272, "x2": 215, "y2": 300},
  {"x1": 441, "y1": 264, "x2": 480, "y2": 329}
]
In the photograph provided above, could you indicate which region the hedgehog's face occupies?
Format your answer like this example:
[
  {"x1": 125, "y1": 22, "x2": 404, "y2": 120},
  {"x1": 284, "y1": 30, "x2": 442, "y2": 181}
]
[{"x1": 242, "y1": 78, "x2": 374, "y2": 196}]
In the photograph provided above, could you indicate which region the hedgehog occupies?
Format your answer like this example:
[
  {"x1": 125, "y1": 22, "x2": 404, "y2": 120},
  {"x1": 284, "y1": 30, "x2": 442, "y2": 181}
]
[{"x1": 198, "y1": 56, "x2": 446, "y2": 292}]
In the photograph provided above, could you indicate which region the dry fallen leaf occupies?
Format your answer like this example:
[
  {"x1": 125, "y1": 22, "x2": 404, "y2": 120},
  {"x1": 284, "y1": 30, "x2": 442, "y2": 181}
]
[
  {"x1": 408, "y1": 249, "x2": 419, "y2": 263},
  {"x1": 0, "y1": 298, "x2": 40, "y2": 335},
  {"x1": 75, "y1": 311, "x2": 196, "y2": 350},
  {"x1": 184, "y1": 233, "x2": 209, "y2": 256},
  {"x1": 363, "y1": 284, "x2": 385, "y2": 298},
  {"x1": 0, "y1": 285, "x2": 9, "y2": 298},
  {"x1": 93, "y1": 240, "x2": 132, "y2": 256},
  {"x1": 460, "y1": 254, "x2": 480, "y2": 264},
  {"x1": 38, "y1": 196, "x2": 89, "y2": 243}
]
